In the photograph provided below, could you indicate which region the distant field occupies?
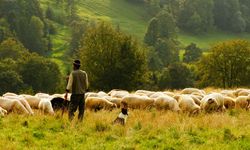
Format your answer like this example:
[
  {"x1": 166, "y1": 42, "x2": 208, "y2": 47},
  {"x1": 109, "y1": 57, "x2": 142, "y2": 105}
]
[
  {"x1": 39, "y1": 0, "x2": 250, "y2": 72},
  {"x1": 1, "y1": 110, "x2": 250, "y2": 149},
  {"x1": 179, "y1": 31, "x2": 250, "y2": 49},
  {"x1": 76, "y1": 0, "x2": 148, "y2": 41}
]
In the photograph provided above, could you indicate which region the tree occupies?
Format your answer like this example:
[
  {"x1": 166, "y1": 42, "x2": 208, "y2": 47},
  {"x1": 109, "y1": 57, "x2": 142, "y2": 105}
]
[
  {"x1": 79, "y1": 22, "x2": 148, "y2": 91},
  {"x1": 27, "y1": 16, "x2": 46, "y2": 54},
  {"x1": 145, "y1": 10, "x2": 177, "y2": 46},
  {"x1": 155, "y1": 38, "x2": 179, "y2": 66},
  {"x1": 178, "y1": 0, "x2": 214, "y2": 34},
  {"x1": 0, "y1": 18, "x2": 13, "y2": 43},
  {"x1": 168, "y1": 63, "x2": 194, "y2": 89},
  {"x1": 231, "y1": 11, "x2": 246, "y2": 32},
  {"x1": 0, "y1": 0, "x2": 48, "y2": 54},
  {"x1": 0, "y1": 38, "x2": 30, "y2": 61},
  {"x1": 19, "y1": 55, "x2": 62, "y2": 93},
  {"x1": 197, "y1": 40, "x2": 250, "y2": 88},
  {"x1": 214, "y1": 0, "x2": 246, "y2": 33},
  {"x1": 183, "y1": 43, "x2": 202, "y2": 63},
  {"x1": 144, "y1": 10, "x2": 179, "y2": 68},
  {"x1": 45, "y1": 6, "x2": 55, "y2": 20},
  {"x1": 240, "y1": 0, "x2": 250, "y2": 32},
  {"x1": 144, "y1": 18, "x2": 159, "y2": 46},
  {"x1": 69, "y1": 20, "x2": 86, "y2": 55}
]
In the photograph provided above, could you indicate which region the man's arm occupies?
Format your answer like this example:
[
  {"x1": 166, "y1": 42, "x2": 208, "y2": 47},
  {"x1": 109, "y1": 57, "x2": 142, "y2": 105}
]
[
  {"x1": 85, "y1": 72, "x2": 89, "y2": 92},
  {"x1": 65, "y1": 73, "x2": 73, "y2": 99}
]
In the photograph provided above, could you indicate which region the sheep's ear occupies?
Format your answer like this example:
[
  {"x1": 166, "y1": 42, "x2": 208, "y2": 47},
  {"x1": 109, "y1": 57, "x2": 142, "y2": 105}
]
[{"x1": 208, "y1": 98, "x2": 214, "y2": 104}]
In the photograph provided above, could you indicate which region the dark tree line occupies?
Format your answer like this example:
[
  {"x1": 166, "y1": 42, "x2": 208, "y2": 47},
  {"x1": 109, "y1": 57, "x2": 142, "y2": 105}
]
[{"x1": 127, "y1": 0, "x2": 250, "y2": 34}]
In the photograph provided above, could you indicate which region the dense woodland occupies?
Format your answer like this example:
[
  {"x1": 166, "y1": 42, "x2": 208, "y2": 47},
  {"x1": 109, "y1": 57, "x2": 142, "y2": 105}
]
[{"x1": 0, "y1": 0, "x2": 250, "y2": 94}]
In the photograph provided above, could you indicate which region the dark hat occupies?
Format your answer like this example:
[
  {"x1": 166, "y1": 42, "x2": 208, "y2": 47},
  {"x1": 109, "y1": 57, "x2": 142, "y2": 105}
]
[{"x1": 73, "y1": 59, "x2": 81, "y2": 66}]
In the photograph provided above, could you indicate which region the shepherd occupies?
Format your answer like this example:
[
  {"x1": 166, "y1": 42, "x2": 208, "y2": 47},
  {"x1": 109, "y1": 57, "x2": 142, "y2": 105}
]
[{"x1": 65, "y1": 59, "x2": 89, "y2": 122}]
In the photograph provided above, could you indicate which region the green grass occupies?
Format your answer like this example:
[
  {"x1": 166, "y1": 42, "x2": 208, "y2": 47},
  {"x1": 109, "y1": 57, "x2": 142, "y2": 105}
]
[
  {"x1": 49, "y1": 23, "x2": 71, "y2": 74},
  {"x1": 179, "y1": 31, "x2": 250, "y2": 49},
  {"x1": 76, "y1": 0, "x2": 148, "y2": 40},
  {"x1": 1, "y1": 110, "x2": 250, "y2": 149}
]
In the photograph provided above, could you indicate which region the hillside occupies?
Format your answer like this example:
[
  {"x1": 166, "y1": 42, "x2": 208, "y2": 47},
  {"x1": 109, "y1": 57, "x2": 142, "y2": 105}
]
[
  {"x1": 41, "y1": 0, "x2": 250, "y2": 47},
  {"x1": 38, "y1": 0, "x2": 250, "y2": 73}
]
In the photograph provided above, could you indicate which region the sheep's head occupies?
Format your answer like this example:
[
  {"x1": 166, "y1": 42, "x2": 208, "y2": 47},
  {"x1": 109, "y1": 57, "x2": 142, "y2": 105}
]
[{"x1": 204, "y1": 98, "x2": 218, "y2": 113}]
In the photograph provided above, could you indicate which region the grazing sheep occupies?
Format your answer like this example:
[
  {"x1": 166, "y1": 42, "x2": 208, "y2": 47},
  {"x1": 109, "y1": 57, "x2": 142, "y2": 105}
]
[
  {"x1": 162, "y1": 91, "x2": 175, "y2": 97},
  {"x1": 200, "y1": 93, "x2": 225, "y2": 113},
  {"x1": 220, "y1": 90, "x2": 236, "y2": 98},
  {"x1": 175, "y1": 95, "x2": 200, "y2": 114},
  {"x1": 3, "y1": 95, "x2": 34, "y2": 115},
  {"x1": 22, "y1": 94, "x2": 54, "y2": 114},
  {"x1": 21, "y1": 95, "x2": 41, "y2": 109},
  {"x1": 238, "y1": 90, "x2": 250, "y2": 97},
  {"x1": 85, "y1": 92, "x2": 98, "y2": 99},
  {"x1": 35, "y1": 93, "x2": 53, "y2": 100},
  {"x1": 0, "y1": 97, "x2": 30, "y2": 114},
  {"x1": 180, "y1": 88, "x2": 205, "y2": 96},
  {"x1": 108, "y1": 89, "x2": 129, "y2": 98},
  {"x1": 103, "y1": 96, "x2": 122, "y2": 108},
  {"x1": 190, "y1": 94, "x2": 201, "y2": 106},
  {"x1": 134, "y1": 90, "x2": 155, "y2": 97},
  {"x1": 154, "y1": 95, "x2": 180, "y2": 112},
  {"x1": 235, "y1": 96, "x2": 250, "y2": 110},
  {"x1": 0, "y1": 106, "x2": 7, "y2": 116},
  {"x1": 85, "y1": 97, "x2": 117, "y2": 111},
  {"x1": 149, "y1": 92, "x2": 165, "y2": 99},
  {"x1": 38, "y1": 98, "x2": 54, "y2": 115},
  {"x1": 223, "y1": 96, "x2": 236, "y2": 109},
  {"x1": 121, "y1": 95, "x2": 155, "y2": 109},
  {"x1": 3, "y1": 92, "x2": 18, "y2": 97}
]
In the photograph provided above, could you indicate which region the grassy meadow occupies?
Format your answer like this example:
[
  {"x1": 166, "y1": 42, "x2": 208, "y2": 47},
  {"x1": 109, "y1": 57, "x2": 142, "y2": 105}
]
[{"x1": 1, "y1": 109, "x2": 250, "y2": 150}]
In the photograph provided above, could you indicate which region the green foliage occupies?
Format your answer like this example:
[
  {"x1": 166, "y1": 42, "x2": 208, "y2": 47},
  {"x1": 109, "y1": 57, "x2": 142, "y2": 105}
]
[
  {"x1": 214, "y1": 0, "x2": 246, "y2": 33},
  {"x1": 231, "y1": 11, "x2": 247, "y2": 33},
  {"x1": 144, "y1": 10, "x2": 177, "y2": 46},
  {"x1": 79, "y1": 22, "x2": 148, "y2": 91},
  {"x1": 45, "y1": 6, "x2": 55, "y2": 20},
  {"x1": 155, "y1": 38, "x2": 179, "y2": 66},
  {"x1": 147, "y1": 47, "x2": 163, "y2": 71},
  {"x1": 183, "y1": 43, "x2": 202, "y2": 63},
  {"x1": 0, "y1": 0, "x2": 48, "y2": 54},
  {"x1": 168, "y1": 63, "x2": 194, "y2": 89},
  {"x1": 241, "y1": 0, "x2": 250, "y2": 32},
  {"x1": 0, "y1": 68, "x2": 24, "y2": 95},
  {"x1": 0, "y1": 18, "x2": 13, "y2": 43},
  {"x1": 197, "y1": 40, "x2": 250, "y2": 88},
  {"x1": 157, "y1": 68, "x2": 171, "y2": 90},
  {"x1": 19, "y1": 55, "x2": 62, "y2": 93},
  {"x1": 0, "y1": 38, "x2": 63, "y2": 94},
  {"x1": 178, "y1": 0, "x2": 214, "y2": 34},
  {"x1": 145, "y1": 10, "x2": 179, "y2": 70},
  {"x1": 27, "y1": 16, "x2": 46, "y2": 54},
  {"x1": 69, "y1": 20, "x2": 86, "y2": 56}
]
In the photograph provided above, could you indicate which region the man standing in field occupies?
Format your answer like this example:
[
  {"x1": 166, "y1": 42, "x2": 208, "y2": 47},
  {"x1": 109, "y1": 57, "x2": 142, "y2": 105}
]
[{"x1": 65, "y1": 60, "x2": 88, "y2": 122}]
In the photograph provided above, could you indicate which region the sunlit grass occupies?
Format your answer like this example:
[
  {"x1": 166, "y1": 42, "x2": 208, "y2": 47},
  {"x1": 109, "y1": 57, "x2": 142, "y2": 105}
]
[{"x1": 1, "y1": 109, "x2": 250, "y2": 149}]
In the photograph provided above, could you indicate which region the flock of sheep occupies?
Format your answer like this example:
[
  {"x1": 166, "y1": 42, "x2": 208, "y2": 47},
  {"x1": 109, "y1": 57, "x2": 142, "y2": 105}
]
[{"x1": 0, "y1": 88, "x2": 250, "y2": 117}]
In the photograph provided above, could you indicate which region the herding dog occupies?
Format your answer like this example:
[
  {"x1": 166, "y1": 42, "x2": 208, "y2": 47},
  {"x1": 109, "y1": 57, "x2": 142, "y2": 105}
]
[{"x1": 113, "y1": 101, "x2": 128, "y2": 125}]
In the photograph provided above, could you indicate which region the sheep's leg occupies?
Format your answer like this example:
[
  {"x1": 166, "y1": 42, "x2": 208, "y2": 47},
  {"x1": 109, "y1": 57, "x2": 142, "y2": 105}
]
[
  {"x1": 19, "y1": 99, "x2": 34, "y2": 115},
  {"x1": 12, "y1": 101, "x2": 29, "y2": 114}
]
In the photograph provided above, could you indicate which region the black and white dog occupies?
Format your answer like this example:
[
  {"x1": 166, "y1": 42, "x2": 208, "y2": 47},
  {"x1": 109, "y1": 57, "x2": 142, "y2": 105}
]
[{"x1": 113, "y1": 102, "x2": 128, "y2": 125}]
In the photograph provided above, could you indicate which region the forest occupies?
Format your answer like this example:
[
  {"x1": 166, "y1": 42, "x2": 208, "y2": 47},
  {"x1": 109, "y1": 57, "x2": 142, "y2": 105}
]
[{"x1": 0, "y1": 0, "x2": 250, "y2": 94}]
